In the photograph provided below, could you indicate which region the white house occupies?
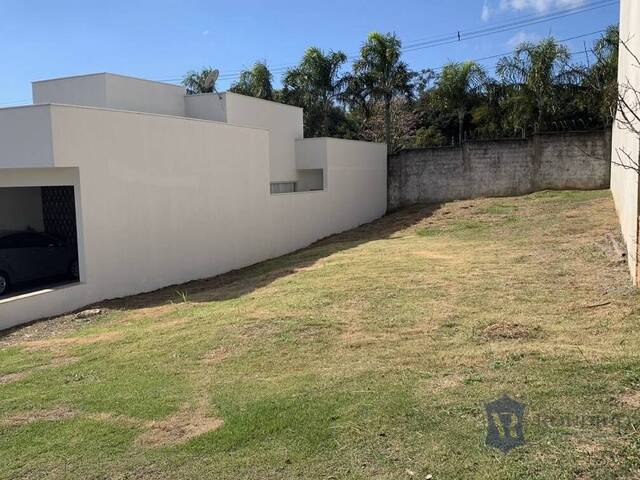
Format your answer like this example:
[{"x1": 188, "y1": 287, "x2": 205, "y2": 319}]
[
  {"x1": 611, "y1": 0, "x2": 640, "y2": 283},
  {"x1": 0, "y1": 73, "x2": 387, "y2": 329}
]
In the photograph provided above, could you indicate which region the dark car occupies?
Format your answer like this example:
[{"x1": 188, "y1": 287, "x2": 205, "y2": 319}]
[{"x1": 0, "y1": 230, "x2": 78, "y2": 296}]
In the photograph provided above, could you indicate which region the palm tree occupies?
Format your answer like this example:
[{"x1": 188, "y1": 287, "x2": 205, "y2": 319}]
[
  {"x1": 230, "y1": 61, "x2": 274, "y2": 100},
  {"x1": 345, "y1": 32, "x2": 415, "y2": 153},
  {"x1": 282, "y1": 48, "x2": 347, "y2": 137},
  {"x1": 435, "y1": 61, "x2": 487, "y2": 145},
  {"x1": 182, "y1": 67, "x2": 217, "y2": 95},
  {"x1": 497, "y1": 38, "x2": 575, "y2": 132},
  {"x1": 583, "y1": 26, "x2": 619, "y2": 126}
]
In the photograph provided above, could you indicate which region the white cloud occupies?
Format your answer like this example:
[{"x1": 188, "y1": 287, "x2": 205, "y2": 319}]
[
  {"x1": 202, "y1": 30, "x2": 210, "y2": 36},
  {"x1": 556, "y1": 0, "x2": 587, "y2": 7},
  {"x1": 481, "y1": 0, "x2": 492, "y2": 22},
  {"x1": 500, "y1": 0, "x2": 585, "y2": 12},
  {"x1": 507, "y1": 30, "x2": 542, "y2": 48}
]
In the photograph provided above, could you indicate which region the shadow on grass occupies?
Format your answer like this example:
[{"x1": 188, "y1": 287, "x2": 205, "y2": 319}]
[
  {"x1": 92, "y1": 203, "x2": 445, "y2": 310},
  {"x1": 0, "y1": 203, "x2": 444, "y2": 339}
]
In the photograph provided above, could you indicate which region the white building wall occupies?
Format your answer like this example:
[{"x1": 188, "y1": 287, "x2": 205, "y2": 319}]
[
  {"x1": 33, "y1": 74, "x2": 107, "y2": 108},
  {"x1": 32, "y1": 74, "x2": 305, "y2": 185},
  {"x1": 51, "y1": 105, "x2": 272, "y2": 300},
  {"x1": 611, "y1": 0, "x2": 640, "y2": 282},
  {"x1": 0, "y1": 105, "x2": 55, "y2": 169},
  {"x1": 33, "y1": 73, "x2": 186, "y2": 116},
  {"x1": 224, "y1": 93, "x2": 304, "y2": 183},
  {"x1": 103, "y1": 74, "x2": 186, "y2": 116},
  {"x1": 0, "y1": 106, "x2": 386, "y2": 329},
  {"x1": 184, "y1": 93, "x2": 227, "y2": 122}
]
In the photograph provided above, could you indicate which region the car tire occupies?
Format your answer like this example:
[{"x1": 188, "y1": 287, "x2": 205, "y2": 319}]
[
  {"x1": 0, "y1": 272, "x2": 9, "y2": 296},
  {"x1": 69, "y1": 260, "x2": 79, "y2": 279}
]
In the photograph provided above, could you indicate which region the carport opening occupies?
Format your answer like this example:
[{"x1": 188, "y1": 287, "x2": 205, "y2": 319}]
[{"x1": 0, "y1": 186, "x2": 80, "y2": 298}]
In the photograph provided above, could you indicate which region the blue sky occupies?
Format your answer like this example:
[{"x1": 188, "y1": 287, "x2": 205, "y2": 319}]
[{"x1": 0, "y1": 0, "x2": 619, "y2": 106}]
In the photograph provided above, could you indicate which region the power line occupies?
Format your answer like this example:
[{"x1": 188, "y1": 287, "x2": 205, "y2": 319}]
[
  {"x1": 393, "y1": 0, "x2": 615, "y2": 46},
  {"x1": 0, "y1": 29, "x2": 610, "y2": 108},
  {"x1": 0, "y1": 1, "x2": 618, "y2": 106},
  {"x1": 156, "y1": 0, "x2": 618, "y2": 84},
  {"x1": 426, "y1": 29, "x2": 608, "y2": 73},
  {"x1": 400, "y1": 0, "x2": 617, "y2": 53},
  {"x1": 0, "y1": 98, "x2": 31, "y2": 107}
]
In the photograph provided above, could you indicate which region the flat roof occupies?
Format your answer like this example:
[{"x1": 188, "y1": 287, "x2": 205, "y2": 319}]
[
  {"x1": 32, "y1": 72, "x2": 184, "y2": 90},
  {"x1": 0, "y1": 102, "x2": 271, "y2": 134}
]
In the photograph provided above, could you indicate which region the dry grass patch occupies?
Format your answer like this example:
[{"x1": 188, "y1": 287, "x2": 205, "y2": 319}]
[
  {"x1": 123, "y1": 304, "x2": 178, "y2": 322},
  {"x1": 482, "y1": 322, "x2": 540, "y2": 340},
  {"x1": 3, "y1": 407, "x2": 77, "y2": 427},
  {"x1": 1, "y1": 190, "x2": 639, "y2": 479},
  {"x1": 574, "y1": 438, "x2": 606, "y2": 457},
  {"x1": 0, "y1": 371, "x2": 27, "y2": 385},
  {"x1": 22, "y1": 331, "x2": 122, "y2": 351},
  {"x1": 136, "y1": 398, "x2": 224, "y2": 448},
  {"x1": 420, "y1": 373, "x2": 465, "y2": 392},
  {"x1": 619, "y1": 391, "x2": 640, "y2": 409},
  {"x1": 0, "y1": 309, "x2": 112, "y2": 348},
  {"x1": 200, "y1": 345, "x2": 236, "y2": 365}
]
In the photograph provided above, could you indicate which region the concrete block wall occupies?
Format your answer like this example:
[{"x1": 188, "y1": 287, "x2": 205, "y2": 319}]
[{"x1": 388, "y1": 131, "x2": 611, "y2": 209}]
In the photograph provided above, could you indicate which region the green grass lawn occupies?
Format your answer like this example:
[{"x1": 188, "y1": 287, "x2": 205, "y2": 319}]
[{"x1": 1, "y1": 190, "x2": 639, "y2": 479}]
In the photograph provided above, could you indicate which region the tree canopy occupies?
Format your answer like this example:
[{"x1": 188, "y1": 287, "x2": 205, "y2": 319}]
[
  {"x1": 344, "y1": 33, "x2": 415, "y2": 152},
  {"x1": 182, "y1": 67, "x2": 218, "y2": 95},
  {"x1": 230, "y1": 61, "x2": 274, "y2": 100},
  {"x1": 282, "y1": 48, "x2": 347, "y2": 137},
  {"x1": 183, "y1": 27, "x2": 620, "y2": 152}
]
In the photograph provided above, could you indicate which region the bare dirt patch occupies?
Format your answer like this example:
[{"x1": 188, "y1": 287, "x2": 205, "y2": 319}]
[
  {"x1": 124, "y1": 305, "x2": 176, "y2": 323},
  {"x1": 0, "y1": 309, "x2": 111, "y2": 348},
  {"x1": 3, "y1": 407, "x2": 77, "y2": 426},
  {"x1": 420, "y1": 373, "x2": 464, "y2": 393},
  {"x1": 574, "y1": 438, "x2": 605, "y2": 456},
  {"x1": 339, "y1": 323, "x2": 384, "y2": 349},
  {"x1": 483, "y1": 323, "x2": 538, "y2": 340},
  {"x1": 136, "y1": 398, "x2": 224, "y2": 448},
  {"x1": 201, "y1": 345, "x2": 234, "y2": 365},
  {"x1": 0, "y1": 371, "x2": 28, "y2": 385},
  {"x1": 619, "y1": 391, "x2": 640, "y2": 409}
]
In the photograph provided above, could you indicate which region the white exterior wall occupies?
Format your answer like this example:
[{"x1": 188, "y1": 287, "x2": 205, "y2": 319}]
[
  {"x1": 32, "y1": 74, "x2": 305, "y2": 185},
  {"x1": 296, "y1": 137, "x2": 329, "y2": 192},
  {"x1": 184, "y1": 94, "x2": 227, "y2": 122},
  {"x1": 0, "y1": 105, "x2": 54, "y2": 168},
  {"x1": 33, "y1": 73, "x2": 186, "y2": 116},
  {"x1": 33, "y1": 75, "x2": 107, "y2": 109},
  {"x1": 611, "y1": 0, "x2": 640, "y2": 282},
  {"x1": 103, "y1": 74, "x2": 186, "y2": 116},
  {"x1": 224, "y1": 93, "x2": 304, "y2": 182},
  {"x1": 0, "y1": 105, "x2": 386, "y2": 329}
]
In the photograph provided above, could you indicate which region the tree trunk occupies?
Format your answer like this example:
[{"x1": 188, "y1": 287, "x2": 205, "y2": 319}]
[
  {"x1": 323, "y1": 97, "x2": 331, "y2": 136},
  {"x1": 458, "y1": 109, "x2": 465, "y2": 146},
  {"x1": 323, "y1": 111, "x2": 330, "y2": 137},
  {"x1": 536, "y1": 99, "x2": 544, "y2": 133},
  {"x1": 384, "y1": 95, "x2": 392, "y2": 154}
]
